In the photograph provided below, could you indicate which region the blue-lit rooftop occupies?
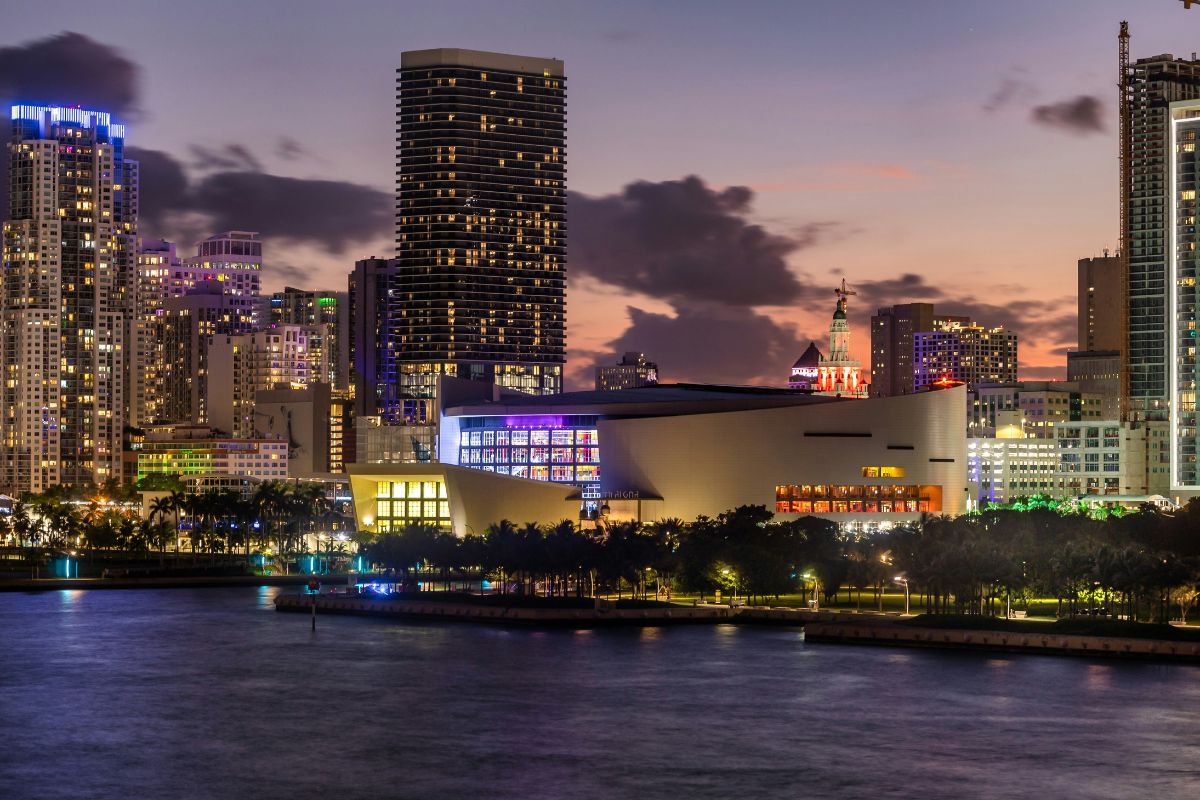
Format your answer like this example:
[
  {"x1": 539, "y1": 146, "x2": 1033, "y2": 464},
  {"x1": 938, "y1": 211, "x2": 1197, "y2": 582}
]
[{"x1": 10, "y1": 104, "x2": 126, "y2": 139}]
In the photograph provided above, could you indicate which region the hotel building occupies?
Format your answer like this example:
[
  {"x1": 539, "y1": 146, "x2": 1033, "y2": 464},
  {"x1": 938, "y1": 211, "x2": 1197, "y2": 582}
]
[
  {"x1": 136, "y1": 425, "x2": 287, "y2": 483},
  {"x1": 913, "y1": 323, "x2": 1018, "y2": 391},
  {"x1": 870, "y1": 303, "x2": 971, "y2": 397}
]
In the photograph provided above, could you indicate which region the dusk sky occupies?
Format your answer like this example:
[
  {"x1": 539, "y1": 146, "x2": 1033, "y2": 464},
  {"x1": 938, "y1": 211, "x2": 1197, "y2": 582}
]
[{"x1": 3, "y1": 0, "x2": 1198, "y2": 388}]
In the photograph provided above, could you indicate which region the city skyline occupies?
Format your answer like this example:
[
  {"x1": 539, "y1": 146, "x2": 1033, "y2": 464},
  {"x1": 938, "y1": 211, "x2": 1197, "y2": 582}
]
[{"x1": 0, "y1": 2, "x2": 1195, "y2": 392}]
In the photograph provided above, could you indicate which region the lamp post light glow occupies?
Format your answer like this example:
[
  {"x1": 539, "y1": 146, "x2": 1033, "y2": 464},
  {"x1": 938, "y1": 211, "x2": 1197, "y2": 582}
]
[
  {"x1": 894, "y1": 576, "x2": 910, "y2": 615},
  {"x1": 801, "y1": 571, "x2": 817, "y2": 610}
]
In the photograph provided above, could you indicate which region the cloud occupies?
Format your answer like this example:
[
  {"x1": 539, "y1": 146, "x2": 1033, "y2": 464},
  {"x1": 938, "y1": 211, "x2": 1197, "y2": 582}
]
[
  {"x1": 1030, "y1": 95, "x2": 1105, "y2": 135},
  {"x1": 0, "y1": 32, "x2": 139, "y2": 115},
  {"x1": 602, "y1": 304, "x2": 811, "y2": 386},
  {"x1": 189, "y1": 171, "x2": 389, "y2": 252},
  {"x1": 276, "y1": 136, "x2": 308, "y2": 161},
  {"x1": 126, "y1": 147, "x2": 390, "y2": 253},
  {"x1": 602, "y1": 30, "x2": 639, "y2": 42},
  {"x1": 0, "y1": 32, "x2": 141, "y2": 222},
  {"x1": 983, "y1": 76, "x2": 1036, "y2": 113},
  {"x1": 189, "y1": 143, "x2": 263, "y2": 172},
  {"x1": 0, "y1": 31, "x2": 379, "y2": 257},
  {"x1": 271, "y1": 262, "x2": 317, "y2": 285},
  {"x1": 569, "y1": 176, "x2": 821, "y2": 307},
  {"x1": 848, "y1": 272, "x2": 1077, "y2": 350}
]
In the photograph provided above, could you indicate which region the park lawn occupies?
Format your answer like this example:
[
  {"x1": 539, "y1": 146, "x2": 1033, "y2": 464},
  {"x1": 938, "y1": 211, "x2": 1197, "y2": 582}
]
[{"x1": 668, "y1": 591, "x2": 1080, "y2": 618}]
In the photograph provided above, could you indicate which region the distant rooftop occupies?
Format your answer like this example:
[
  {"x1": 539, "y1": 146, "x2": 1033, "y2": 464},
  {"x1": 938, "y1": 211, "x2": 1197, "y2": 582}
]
[
  {"x1": 791, "y1": 342, "x2": 823, "y2": 370},
  {"x1": 10, "y1": 104, "x2": 125, "y2": 138},
  {"x1": 445, "y1": 382, "x2": 842, "y2": 418},
  {"x1": 400, "y1": 48, "x2": 564, "y2": 77}
]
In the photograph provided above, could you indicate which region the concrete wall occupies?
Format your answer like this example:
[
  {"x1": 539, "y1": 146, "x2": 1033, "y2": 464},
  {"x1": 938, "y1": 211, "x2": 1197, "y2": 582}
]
[
  {"x1": 255, "y1": 383, "x2": 331, "y2": 478},
  {"x1": 596, "y1": 387, "x2": 968, "y2": 524},
  {"x1": 347, "y1": 463, "x2": 579, "y2": 536}
]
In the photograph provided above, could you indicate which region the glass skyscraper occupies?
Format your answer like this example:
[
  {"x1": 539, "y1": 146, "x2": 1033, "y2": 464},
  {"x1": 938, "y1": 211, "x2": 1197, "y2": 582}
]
[
  {"x1": 1169, "y1": 100, "x2": 1200, "y2": 489},
  {"x1": 1125, "y1": 52, "x2": 1200, "y2": 421},
  {"x1": 394, "y1": 48, "x2": 566, "y2": 400}
]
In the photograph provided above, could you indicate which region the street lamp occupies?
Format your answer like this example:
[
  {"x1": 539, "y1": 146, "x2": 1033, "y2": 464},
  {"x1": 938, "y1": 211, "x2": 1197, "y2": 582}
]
[{"x1": 894, "y1": 576, "x2": 910, "y2": 615}]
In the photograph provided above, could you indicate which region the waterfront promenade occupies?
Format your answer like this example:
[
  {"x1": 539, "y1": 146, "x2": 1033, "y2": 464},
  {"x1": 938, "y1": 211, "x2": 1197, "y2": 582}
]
[{"x1": 276, "y1": 592, "x2": 1200, "y2": 663}]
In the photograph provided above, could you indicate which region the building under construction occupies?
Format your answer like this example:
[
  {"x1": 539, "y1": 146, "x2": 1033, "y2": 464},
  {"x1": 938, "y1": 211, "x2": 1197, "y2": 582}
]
[{"x1": 1120, "y1": 22, "x2": 1200, "y2": 421}]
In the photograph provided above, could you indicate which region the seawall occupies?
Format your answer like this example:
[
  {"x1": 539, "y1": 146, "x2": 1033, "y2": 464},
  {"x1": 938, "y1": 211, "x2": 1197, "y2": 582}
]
[
  {"x1": 802, "y1": 621, "x2": 1200, "y2": 664},
  {"x1": 276, "y1": 594, "x2": 1200, "y2": 664},
  {"x1": 275, "y1": 592, "x2": 739, "y2": 626}
]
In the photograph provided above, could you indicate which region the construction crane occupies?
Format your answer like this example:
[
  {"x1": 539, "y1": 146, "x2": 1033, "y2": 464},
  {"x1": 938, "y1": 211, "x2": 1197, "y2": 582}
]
[{"x1": 1119, "y1": 21, "x2": 1131, "y2": 422}]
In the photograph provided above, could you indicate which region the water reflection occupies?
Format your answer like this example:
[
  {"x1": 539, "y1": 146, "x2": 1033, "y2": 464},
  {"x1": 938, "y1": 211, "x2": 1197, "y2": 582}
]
[{"x1": 1, "y1": 588, "x2": 1198, "y2": 800}]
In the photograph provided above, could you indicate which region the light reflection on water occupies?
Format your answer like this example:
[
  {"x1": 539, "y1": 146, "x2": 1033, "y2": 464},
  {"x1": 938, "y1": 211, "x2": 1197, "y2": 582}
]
[{"x1": 1, "y1": 588, "x2": 1198, "y2": 800}]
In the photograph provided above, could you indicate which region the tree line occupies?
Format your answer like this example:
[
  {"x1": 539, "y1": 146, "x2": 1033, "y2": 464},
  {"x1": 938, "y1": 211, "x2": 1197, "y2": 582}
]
[
  {"x1": 2, "y1": 480, "x2": 354, "y2": 572},
  {"x1": 364, "y1": 501, "x2": 1200, "y2": 622}
]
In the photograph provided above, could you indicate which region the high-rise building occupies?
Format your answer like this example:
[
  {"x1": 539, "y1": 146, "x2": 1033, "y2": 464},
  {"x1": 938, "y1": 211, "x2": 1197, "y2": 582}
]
[
  {"x1": 1078, "y1": 254, "x2": 1123, "y2": 352},
  {"x1": 270, "y1": 287, "x2": 349, "y2": 390},
  {"x1": 1122, "y1": 44, "x2": 1200, "y2": 422},
  {"x1": 395, "y1": 48, "x2": 566, "y2": 398},
  {"x1": 132, "y1": 240, "x2": 180, "y2": 428},
  {"x1": 596, "y1": 352, "x2": 658, "y2": 391},
  {"x1": 140, "y1": 232, "x2": 264, "y2": 427},
  {"x1": 870, "y1": 303, "x2": 971, "y2": 397},
  {"x1": 913, "y1": 324, "x2": 1018, "y2": 391},
  {"x1": 159, "y1": 288, "x2": 259, "y2": 425},
  {"x1": 1167, "y1": 99, "x2": 1200, "y2": 489},
  {"x1": 349, "y1": 256, "x2": 400, "y2": 419},
  {"x1": 2, "y1": 105, "x2": 138, "y2": 491},
  {"x1": 205, "y1": 326, "x2": 310, "y2": 438},
  {"x1": 176, "y1": 231, "x2": 263, "y2": 321}
]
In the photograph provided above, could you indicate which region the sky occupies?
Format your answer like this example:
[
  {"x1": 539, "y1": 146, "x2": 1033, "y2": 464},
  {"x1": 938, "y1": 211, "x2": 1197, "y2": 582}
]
[{"x1": 2, "y1": 0, "x2": 1199, "y2": 389}]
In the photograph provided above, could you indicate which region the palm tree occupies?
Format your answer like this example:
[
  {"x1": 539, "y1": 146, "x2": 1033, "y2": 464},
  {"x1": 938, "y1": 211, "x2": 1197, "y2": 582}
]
[
  {"x1": 147, "y1": 495, "x2": 174, "y2": 566},
  {"x1": 167, "y1": 489, "x2": 189, "y2": 557},
  {"x1": 252, "y1": 481, "x2": 290, "y2": 572},
  {"x1": 483, "y1": 520, "x2": 518, "y2": 594},
  {"x1": 11, "y1": 502, "x2": 33, "y2": 549}
]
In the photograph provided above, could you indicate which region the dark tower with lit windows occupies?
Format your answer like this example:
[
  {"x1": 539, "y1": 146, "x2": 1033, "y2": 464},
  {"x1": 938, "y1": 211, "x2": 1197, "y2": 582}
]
[{"x1": 395, "y1": 48, "x2": 566, "y2": 403}]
